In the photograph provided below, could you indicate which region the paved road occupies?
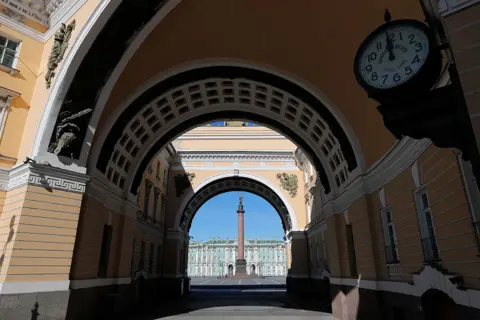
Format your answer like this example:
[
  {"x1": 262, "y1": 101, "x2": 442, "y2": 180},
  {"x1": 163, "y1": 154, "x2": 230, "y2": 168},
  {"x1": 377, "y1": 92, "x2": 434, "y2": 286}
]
[
  {"x1": 129, "y1": 286, "x2": 336, "y2": 319},
  {"x1": 190, "y1": 276, "x2": 286, "y2": 286}
]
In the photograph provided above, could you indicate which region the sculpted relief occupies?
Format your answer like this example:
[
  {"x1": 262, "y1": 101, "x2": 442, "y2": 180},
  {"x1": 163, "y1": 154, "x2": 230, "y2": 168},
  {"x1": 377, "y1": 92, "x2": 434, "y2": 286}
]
[
  {"x1": 174, "y1": 172, "x2": 196, "y2": 197},
  {"x1": 46, "y1": 20, "x2": 76, "y2": 89},
  {"x1": 276, "y1": 173, "x2": 298, "y2": 197}
]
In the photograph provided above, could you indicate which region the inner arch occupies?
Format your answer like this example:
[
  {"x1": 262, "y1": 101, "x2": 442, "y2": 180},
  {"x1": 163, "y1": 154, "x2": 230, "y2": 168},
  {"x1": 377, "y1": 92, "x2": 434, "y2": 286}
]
[
  {"x1": 95, "y1": 66, "x2": 359, "y2": 196},
  {"x1": 179, "y1": 175, "x2": 298, "y2": 234}
]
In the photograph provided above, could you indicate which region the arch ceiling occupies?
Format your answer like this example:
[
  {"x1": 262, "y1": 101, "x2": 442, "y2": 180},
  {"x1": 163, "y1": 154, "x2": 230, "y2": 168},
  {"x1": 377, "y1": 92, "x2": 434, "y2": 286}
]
[
  {"x1": 94, "y1": 68, "x2": 358, "y2": 196},
  {"x1": 179, "y1": 176, "x2": 294, "y2": 233},
  {"x1": 38, "y1": 0, "x2": 428, "y2": 197}
]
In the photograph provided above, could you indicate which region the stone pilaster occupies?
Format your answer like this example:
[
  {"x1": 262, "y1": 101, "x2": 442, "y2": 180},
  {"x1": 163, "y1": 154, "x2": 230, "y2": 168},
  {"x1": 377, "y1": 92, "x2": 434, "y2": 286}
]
[
  {"x1": 235, "y1": 196, "x2": 247, "y2": 275},
  {"x1": 0, "y1": 163, "x2": 89, "y2": 320}
]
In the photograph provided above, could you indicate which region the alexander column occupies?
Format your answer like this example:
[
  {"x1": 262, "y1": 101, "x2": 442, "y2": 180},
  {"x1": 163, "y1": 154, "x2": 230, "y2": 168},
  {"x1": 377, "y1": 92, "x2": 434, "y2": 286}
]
[{"x1": 235, "y1": 195, "x2": 247, "y2": 275}]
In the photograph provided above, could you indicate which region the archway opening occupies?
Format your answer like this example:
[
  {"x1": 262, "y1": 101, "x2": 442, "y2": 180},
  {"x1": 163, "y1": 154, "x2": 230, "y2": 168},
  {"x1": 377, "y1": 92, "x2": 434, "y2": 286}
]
[
  {"x1": 187, "y1": 191, "x2": 288, "y2": 282},
  {"x1": 421, "y1": 289, "x2": 458, "y2": 320}
]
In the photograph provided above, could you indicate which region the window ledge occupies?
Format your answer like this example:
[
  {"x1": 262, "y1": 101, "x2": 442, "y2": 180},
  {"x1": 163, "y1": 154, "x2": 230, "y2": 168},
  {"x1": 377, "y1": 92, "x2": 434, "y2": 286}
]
[
  {"x1": 0, "y1": 64, "x2": 19, "y2": 75},
  {"x1": 423, "y1": 259, "x2": 442, "y2": 265},
  {"x1": 386, "y1": 262, "x2": 401, "y2": 266}
]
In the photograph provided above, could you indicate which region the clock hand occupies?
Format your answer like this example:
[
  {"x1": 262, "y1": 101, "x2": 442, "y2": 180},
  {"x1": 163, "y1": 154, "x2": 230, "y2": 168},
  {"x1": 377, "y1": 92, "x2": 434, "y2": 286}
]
[{"x1": 385, "y1": 32, "x2": 395, "y2": 61}]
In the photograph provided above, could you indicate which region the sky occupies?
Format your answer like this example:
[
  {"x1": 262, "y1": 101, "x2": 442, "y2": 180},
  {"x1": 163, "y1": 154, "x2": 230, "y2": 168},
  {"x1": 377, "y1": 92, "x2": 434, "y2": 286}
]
[{"x1": 189, "y1": 191, "x2": 285, "y2": 241}]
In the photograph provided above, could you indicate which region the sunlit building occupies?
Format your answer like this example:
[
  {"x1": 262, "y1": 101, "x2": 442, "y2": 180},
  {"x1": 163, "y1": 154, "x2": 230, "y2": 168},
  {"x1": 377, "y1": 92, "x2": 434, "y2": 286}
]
[{"x1": 187, "y1": 238, "x2": 288, "y2": 276}]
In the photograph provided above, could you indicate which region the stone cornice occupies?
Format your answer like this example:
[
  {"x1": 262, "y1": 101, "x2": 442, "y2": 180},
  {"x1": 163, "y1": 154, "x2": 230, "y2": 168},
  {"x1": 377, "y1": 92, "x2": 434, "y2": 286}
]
[
  {"x1": 175, "y1": 151, "x2": 295, "y2": 162},
  {"x1": 437, "y1": 0, "x2": 480, "y2": 16},
  {"x1": 0, "y1": 162, "x2": 90, "y2": 193},
  {"x1": 0, "y1": 0, "x2": 87, "y2": 43},
  {"x1": 309, "y1": 137, "x2": 432, "y2": 228}
]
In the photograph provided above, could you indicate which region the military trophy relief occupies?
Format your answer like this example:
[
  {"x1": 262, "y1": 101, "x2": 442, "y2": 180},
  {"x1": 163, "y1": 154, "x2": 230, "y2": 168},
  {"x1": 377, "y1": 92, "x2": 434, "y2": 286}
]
[
  {"x1": 45, "y1": 19, "x2": 76, "y2": 89},
  {"x1": 276, "y1": 173, "x2": 298, "y2": 198},
  {"x1": 174, "y1": 172, "x2": 196, "y2": 197}
]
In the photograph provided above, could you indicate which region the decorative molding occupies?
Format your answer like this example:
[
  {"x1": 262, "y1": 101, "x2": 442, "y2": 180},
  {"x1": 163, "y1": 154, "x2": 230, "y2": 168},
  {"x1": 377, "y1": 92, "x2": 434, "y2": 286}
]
[
  {"x1": 1, "y1": 0, "x2": 48, "y2": 26},
  {"x1": 437, "y1": 0, "x2": 480, "y2": 16},
  {"x1": 277, "y1": 173, "x2": 298, "y2": 197},
  {"x1": 0, "y1": 0, "x2": 86, "y2": 43},
  {"x1": 322, "y1": 137, "x2": 431, "y2": 216},
  {"x1": 176, "y1": 134, "x2": 286, "y2": 140},
  {"x1": 170, "y1": 165, "x2": 300, "y2": 171},
  {"x1": 0, "y1": 11, "x2": 44, "y2": 42},
  {"x1": 330, "y1": 265, "x2": 480, "y2": 309},
  {"x1": 0, "y1": 280, "x2": 70, "y2": 294},
  {"x1": 175, "y1": 151, "x2": 295, "y2": 163},
  {"x1": 0, "y1": 162, "x2": 89, "y2": 193},
  {"x1": 70, "y1": 277, "x2": 131, "y2": 290}
]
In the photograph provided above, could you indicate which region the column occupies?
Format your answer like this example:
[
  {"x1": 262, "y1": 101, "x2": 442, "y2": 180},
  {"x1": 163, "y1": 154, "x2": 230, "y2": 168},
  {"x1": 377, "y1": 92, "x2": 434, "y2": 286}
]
[{"x1": 235, "y1": 196, "x2": 247, "y2": 275}]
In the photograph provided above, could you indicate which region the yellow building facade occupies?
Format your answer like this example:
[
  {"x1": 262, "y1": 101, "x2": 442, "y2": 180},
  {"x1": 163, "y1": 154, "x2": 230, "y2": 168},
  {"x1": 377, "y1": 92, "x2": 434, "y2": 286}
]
[{"x1": 0, "y1": 1, "x2": 479, "y2": 319}]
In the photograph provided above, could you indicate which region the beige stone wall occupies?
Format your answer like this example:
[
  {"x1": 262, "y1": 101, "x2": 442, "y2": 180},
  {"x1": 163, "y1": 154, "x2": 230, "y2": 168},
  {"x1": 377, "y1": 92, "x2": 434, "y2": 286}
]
[
  {"x1": 321, "y1": 145, "x2": 480, "y2": 290},
  {"x1": 442, "y1": 3, "x2": 480, "y2": 154},
  {"x1": 419, "y1": 147, "x2": 479, "y2": 288},
  {"x1": 0, "y1": 185, "x2": 82, "y2": 283}
]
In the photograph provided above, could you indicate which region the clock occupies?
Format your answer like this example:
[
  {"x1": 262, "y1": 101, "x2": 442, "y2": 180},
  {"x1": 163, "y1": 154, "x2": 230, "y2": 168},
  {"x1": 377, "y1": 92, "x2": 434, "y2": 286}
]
[{"x1": 354, "y1": 19, "x2": 442, "y2": 103}]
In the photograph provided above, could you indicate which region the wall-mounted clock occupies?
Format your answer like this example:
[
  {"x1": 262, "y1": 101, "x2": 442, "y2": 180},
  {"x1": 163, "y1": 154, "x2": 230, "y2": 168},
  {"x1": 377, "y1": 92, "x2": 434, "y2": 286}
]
[{"x1": 354, "y1": 17, "x2": 442, "y2": 104}]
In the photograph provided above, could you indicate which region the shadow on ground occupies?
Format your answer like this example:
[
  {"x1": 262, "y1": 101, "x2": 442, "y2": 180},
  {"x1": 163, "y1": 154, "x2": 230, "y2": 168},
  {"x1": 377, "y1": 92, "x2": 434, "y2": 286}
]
[{"x1": 128, "y1": 286, "x2": 333, "y2": 319}]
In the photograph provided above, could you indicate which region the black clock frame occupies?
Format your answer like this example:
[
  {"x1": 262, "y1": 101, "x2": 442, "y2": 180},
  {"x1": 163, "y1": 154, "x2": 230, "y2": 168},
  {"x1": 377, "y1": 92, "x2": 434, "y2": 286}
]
[{"x1": 354, "y1": 19, "x2": 443, "y2": 104}]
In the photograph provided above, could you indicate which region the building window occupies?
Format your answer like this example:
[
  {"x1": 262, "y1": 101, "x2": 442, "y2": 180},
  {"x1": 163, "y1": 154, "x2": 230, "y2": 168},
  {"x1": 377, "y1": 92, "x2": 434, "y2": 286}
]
[
  {"x1": 345, "y1": 224, "x2": 357, "y2": 277},
  {"x1": 161, "y1": 194, "x2": 167, "y2": 221},
  {"x1": 156, "y1": 161, "x2": 161, "y2": 180},
  {"x1": 163, "y1": 168, "x2": 168, "y2": 187},
  {"x1": 0, "y1": 36, "x2": 19, "y2": 69},
  {"x1": 380, "y1": 207, "x2": 399, "y2": 263},
  {"x1": 143, "y1": 181, "x2": 152, "y2": 220},
  {"x1": 130, "y1": 238, "x2": 136, "y2": 277},
  {"x1": 414, "y1": 189, "x2": 440, "y2": 262},
  {"x1": 457, "y1": 156, "x2": 480, "y2": 252},
  {"x1": 98, "y1": 225, "x2": 113, "y2": 278},
  {"x1": 152, "y1": 188, "x2": 160, "y2": 224},
  {"x1": 149, "y1": 243, "x2": 154, "y2": 274},
  {"x1": 139, "y1": 240, "x2": 146, "y2": 270}
]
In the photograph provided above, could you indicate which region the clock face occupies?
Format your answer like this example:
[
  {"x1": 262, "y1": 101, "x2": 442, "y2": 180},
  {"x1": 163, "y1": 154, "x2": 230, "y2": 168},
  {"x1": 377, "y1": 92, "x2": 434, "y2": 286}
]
[{"x1": 358, "y1": 24, "x2": 430, "y2": 89}]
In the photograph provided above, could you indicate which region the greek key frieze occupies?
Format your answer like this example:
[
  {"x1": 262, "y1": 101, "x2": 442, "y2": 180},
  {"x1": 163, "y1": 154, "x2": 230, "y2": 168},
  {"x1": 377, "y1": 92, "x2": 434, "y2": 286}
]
[{"x1": 0, "y1": 166, "x2": 88, "y2": 193}]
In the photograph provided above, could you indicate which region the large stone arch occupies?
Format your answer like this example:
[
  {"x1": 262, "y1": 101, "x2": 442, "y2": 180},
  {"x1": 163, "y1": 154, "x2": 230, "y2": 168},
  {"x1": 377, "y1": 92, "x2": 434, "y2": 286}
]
[
  {"x1": 174, "y1": 171, "x2": 300, "y2": 232},
  {"x1": 87, "y1": 66, "x2": 361, "y2": 201},
  {"x1": 31, "y1": 0, "x2": 182, "y2": 160}
]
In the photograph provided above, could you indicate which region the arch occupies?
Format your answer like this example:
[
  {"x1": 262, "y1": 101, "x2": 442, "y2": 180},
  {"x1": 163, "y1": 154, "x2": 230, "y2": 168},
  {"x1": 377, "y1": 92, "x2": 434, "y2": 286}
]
[
  {"x1": 421, "y1": 289, "x2": 458, "y2": 320},
  {"x1": 88, "y1": 66, "x2": 360, "y2": 199},
  {"x1": 174, "y1": 171, "x2": 299, "y2": 232},
  {"x1": 32, "y1": 0, "x2": 182, "y2": 159},
  {"x1": 87, "y1": 61, "x2": 365, "y2": 172}
]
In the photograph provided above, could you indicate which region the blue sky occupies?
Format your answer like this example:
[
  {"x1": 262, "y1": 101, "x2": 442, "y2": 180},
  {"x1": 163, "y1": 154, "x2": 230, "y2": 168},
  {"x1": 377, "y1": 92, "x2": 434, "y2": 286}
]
[{"x1": 189, "y1": 191, "x2": 285, "y2": 241}]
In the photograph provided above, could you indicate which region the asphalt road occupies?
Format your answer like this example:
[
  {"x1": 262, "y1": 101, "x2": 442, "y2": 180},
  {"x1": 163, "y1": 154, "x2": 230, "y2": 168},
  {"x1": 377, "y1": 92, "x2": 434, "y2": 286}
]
[{"x1": 129, "y1": 281, "x2": 335, "y2": 319}]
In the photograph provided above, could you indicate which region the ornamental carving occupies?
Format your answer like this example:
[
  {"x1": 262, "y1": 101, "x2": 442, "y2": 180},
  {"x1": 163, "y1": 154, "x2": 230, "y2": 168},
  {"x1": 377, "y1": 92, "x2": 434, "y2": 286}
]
[
  {"x1": 45, "y1": 20, "x2": 76, "y2": 89},
  {"x1": 276, "y1": 173, "x2": 298, "y2": 198},
  {"x1": 304, "y1": 192, "x2": 311, "y2": 204},
  {"x1": 47, "y1": 106, "x2": 92, "y2": 157},
  {"x1": 174, "y1": 172, "x2": 195, "y2": 197}
]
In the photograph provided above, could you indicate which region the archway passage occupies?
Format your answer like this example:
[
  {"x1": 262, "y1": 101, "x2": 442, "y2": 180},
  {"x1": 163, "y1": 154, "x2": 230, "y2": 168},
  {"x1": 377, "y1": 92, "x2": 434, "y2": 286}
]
[
  {"x1": 228, "y1": 264, "x2": 234, "y2": 276},
  {"x1": 251, "y1": 264, "x2": 256, "y2": 275},
  {"x1": 91, "y1": 66, "x2": 360, "y2": 197},
  {"x1": 421, "y1": 289, "x2": 458, "y2": 320},
  {"x1": 179, "y1": 176, "x2": 295, "y2": 233}
]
